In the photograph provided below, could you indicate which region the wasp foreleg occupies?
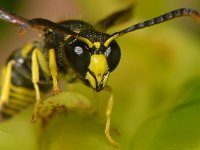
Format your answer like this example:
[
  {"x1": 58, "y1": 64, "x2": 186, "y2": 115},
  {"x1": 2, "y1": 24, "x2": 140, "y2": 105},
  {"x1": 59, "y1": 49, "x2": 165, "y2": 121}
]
[
  {"x1": 104, "y1": 86, "x2": 120, "y2": 148},
  {"x1": 31, "y1": 48, "x2": 42, "y2": 122},
  {"x1": 48, "y1": 48, "x2": 60, "y2": 95},
  {"x1": 0, "y1": 60, "x2": 16, "y2": 110}
]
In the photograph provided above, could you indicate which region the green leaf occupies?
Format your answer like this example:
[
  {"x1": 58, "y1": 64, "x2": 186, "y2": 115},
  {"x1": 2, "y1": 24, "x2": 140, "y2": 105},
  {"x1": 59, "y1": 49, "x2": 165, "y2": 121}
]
[
  {"x1": 37, "y1": 91, "x2": 91, "y2": 122},
  {"x1": 0, "y1": 91, "x2": 93, "y2": 150},
  {"x1": 130, "y1": 77, "x2": 200, "y2": 150}
]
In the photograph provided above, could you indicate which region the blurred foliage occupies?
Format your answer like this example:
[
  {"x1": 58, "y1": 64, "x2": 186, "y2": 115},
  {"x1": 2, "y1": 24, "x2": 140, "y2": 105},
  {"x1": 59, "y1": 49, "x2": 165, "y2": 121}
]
[
  {"x1": 0, "y1": 0, "x2": 19, "y2": 10},
  {"x1": 0, "y1": 0, "x2": 22, "y2": 34},
  {"x1": 0, "y1": 0, "x2": 200, "y2": 149}
]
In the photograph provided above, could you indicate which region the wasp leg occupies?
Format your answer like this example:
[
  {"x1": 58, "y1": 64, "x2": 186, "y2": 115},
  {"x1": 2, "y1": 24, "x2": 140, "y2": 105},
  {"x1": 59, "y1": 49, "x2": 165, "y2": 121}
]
[
  {"x1": 31, "y1": 48, "x2": 41, "y2": 122},
  {"x1": 36, "y1": 48, "x2": 50, "y2": 77},
  {"x1": 48, "y1": 48, "x2": 60, "y2": 95},
  {"x1": 104, "y1": 86, "x2": 120, "y2": 148},
  {"x1": 0, "y1": 60, "x2": 16, "y2": 110}
]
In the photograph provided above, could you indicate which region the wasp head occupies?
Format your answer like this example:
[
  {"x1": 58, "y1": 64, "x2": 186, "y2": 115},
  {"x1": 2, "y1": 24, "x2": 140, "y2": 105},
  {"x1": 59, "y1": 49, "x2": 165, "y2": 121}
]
[{"x1": 64, "y1": 30, "x2": 121, "y2": 91}]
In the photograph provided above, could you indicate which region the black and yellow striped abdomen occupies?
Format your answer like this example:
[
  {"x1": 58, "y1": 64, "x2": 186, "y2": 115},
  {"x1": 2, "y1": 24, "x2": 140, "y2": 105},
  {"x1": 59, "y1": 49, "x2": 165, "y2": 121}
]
[
  {"x1": 0, "y1": 42, "x2": 52, "y2": 118},
  {"x1": 1, "y1": 84, "x2": 36, "y2": 118}
]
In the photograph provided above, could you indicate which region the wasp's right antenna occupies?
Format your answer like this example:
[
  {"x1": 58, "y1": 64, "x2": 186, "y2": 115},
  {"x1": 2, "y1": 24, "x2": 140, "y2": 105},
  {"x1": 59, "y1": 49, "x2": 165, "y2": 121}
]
[{"x1": 104, "y1": 8, "x2": 200, "y2": 47}]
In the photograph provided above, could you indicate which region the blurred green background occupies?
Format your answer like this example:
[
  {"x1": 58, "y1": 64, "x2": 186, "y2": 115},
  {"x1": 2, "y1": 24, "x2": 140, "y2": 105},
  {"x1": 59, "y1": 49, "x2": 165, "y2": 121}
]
[{"x1": 0, "y1": 0, "x2": 200, "y2": 149}]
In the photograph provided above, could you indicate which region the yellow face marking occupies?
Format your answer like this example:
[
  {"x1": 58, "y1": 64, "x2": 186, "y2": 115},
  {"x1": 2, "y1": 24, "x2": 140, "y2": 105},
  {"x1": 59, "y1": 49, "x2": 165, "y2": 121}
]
[
  {"x1": 21, "y1": 43, "x2": 34, "y2": 58},
  {"x1": 47, "y1": 28, "x2": 53, "y2": 32},
  {"x1": 77, "y1": 36, "x2": 93, "y2": 48},
  {"x1": 86, "y1": 54, "x2": 110, "y2": 90},
  {"x1": 104, "y1": 34, "x2": 119, "y2": 47},
  {"x1": 64, "y1": 35, "x2": 71, "y2": 41},
  {"x1": 93, "y1": 42, "x2": 101, "y2": 49}
]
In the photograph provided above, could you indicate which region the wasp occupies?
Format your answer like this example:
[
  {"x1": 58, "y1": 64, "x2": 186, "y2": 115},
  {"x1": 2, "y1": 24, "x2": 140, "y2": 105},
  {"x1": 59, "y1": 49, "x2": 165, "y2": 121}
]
[{"x1": 0, "y1": 5, "x2": 200, "y2": 147}]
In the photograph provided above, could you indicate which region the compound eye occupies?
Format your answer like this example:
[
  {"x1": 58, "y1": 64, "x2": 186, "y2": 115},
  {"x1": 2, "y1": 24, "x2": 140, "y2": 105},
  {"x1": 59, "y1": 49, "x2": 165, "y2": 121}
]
[
  {"x1": 64, "y1": 37, "x2": 90, "y2": 75},
  {"x1": 104, "y1": 40, "x2": 121, "y2": 72}
]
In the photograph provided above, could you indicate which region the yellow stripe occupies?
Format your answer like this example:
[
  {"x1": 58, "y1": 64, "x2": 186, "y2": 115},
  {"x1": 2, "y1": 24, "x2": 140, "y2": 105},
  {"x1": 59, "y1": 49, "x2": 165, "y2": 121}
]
[
  {"x1": 21, "y1": 43, "x2": 34, "y2": 58},
  {"x1": 10, "y1": 92, "x2": 35, "y2": 103},
  {"x1": 64, "y1": 35, "x2": 71, "y2": 41},
  {"x1": 9, "y1": 99, "x2": 32, "y2": 107},
  {"x1": 104, "y1": 34, "x2": 118, "y2": 47},
  {"x1": 79, "y1": 37, "x2": 93, "y2": 48},
  {"x1": 10, "y1": 84, "x2": 36, "y2": 96}
]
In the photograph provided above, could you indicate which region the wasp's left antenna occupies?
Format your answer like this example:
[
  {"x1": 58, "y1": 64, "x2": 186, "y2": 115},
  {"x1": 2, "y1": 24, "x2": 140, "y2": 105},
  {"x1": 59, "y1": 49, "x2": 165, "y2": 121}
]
[
  {"x1": 0, "y1": 7, "x2": 27, "y2": 26},
  {"x1": 19, "y1": 18, "x2": 94, "y2": 48},
  {"x1": 0, "y1": 8, "x2": 94, "y2": 47}
]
